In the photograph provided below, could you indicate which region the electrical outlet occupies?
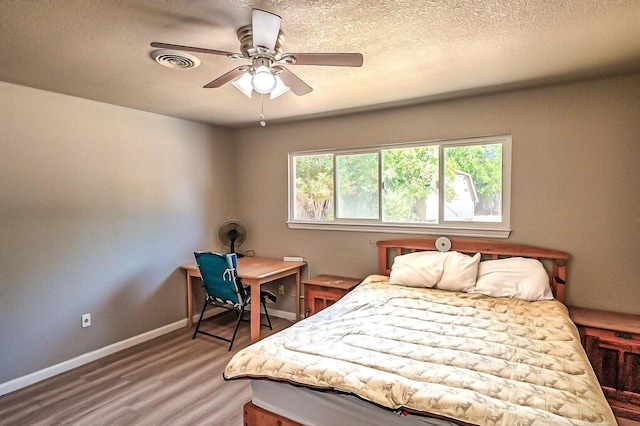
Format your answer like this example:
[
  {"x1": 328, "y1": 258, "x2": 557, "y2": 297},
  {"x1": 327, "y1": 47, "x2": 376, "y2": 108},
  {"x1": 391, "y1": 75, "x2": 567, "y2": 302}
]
[
  {"x1": 82, "y1": 313, "x2": 91, "y2": 328},
  {"x1": 283, "y1": 256, "x2": 304, "y2": 262},
  {"x1": 278, "y1": 284, "x2": 285, "y2": 295}
]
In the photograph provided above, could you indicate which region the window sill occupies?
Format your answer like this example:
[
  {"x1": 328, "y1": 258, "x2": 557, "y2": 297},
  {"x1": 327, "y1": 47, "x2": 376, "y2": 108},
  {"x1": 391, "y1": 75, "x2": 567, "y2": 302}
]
[{"x1": 287, "y1": 221, "x2": 511, "y2": 239}]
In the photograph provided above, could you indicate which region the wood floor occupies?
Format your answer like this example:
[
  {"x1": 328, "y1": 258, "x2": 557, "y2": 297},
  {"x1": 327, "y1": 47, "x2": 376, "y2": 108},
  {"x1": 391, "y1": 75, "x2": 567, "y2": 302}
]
[{"x1": 0, "y1": 312, "x2": 292, "y2": 426}]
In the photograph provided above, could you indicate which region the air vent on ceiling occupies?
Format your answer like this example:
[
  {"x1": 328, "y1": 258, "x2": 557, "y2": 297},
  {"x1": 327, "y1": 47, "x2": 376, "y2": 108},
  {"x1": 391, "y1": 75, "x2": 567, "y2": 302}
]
[{"x1": 150, "y1": 49, "x2": 201, "y2": 69}]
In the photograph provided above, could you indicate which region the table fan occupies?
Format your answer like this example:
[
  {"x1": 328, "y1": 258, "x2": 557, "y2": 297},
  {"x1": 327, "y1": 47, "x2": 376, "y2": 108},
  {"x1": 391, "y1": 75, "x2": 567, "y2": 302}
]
[{"x1": 219, "y1": 221, "x2": 247, "y2": 257}]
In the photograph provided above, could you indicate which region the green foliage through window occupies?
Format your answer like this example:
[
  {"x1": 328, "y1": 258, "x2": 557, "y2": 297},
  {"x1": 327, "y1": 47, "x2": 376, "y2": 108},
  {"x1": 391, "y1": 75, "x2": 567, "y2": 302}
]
[
  {"x1": 289, "y1": 135, "x2": 510, "y2": 232},
  {"x1": 382, "y1": 146, "x2": 438, "y2": 222},
  {"x1": 337, "y1": 153, "x2": 379, "y2": 219},
  {"x1": 293, "y1": 154, "x2": 333, "y2": 220}
]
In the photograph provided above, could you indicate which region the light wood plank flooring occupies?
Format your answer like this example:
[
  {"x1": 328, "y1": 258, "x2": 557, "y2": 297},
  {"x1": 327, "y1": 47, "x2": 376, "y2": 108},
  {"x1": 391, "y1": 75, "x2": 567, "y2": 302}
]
[{"x1": 0, "y1": 312, "x2": 292, "y2": 426}]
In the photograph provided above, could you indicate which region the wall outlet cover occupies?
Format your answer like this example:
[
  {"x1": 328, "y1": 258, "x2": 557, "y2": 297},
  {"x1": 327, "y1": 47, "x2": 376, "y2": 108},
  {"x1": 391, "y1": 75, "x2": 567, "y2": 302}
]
[
  {"x1": 283, "y1": 256, "x2": 304, "y2": 262},
  {"x1": 82, "y1": 313, "x2": 91, "y2": 328}
]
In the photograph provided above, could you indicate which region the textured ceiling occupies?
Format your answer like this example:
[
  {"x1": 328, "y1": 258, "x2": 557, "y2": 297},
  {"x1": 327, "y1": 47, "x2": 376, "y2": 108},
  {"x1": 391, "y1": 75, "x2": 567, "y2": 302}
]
[{"x1": 1, "y1": 1, "x2": 639, "y2": 128}]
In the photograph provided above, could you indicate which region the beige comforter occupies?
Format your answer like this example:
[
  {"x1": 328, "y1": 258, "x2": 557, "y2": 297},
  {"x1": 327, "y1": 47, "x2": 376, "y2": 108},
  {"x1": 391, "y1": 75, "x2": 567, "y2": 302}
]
[{"x1": 224, "y1": 275, "x2": 616, "y2": 425}]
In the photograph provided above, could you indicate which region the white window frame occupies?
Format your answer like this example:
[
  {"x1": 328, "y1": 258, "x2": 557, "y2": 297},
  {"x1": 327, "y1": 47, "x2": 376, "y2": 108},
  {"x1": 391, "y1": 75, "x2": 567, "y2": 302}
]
[{"x1": 288, "y1": 134, "x2": 511, "y2": 238}]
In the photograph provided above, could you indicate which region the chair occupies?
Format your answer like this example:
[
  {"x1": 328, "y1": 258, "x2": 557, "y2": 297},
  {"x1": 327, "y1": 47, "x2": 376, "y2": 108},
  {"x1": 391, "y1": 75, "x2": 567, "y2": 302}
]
[{"x1": 192, "y1": 251, "x2": 276, "y2": 350}]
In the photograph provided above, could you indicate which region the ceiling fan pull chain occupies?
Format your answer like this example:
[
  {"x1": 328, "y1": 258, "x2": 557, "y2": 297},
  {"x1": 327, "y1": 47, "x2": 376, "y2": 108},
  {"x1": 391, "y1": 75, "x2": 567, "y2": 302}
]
[{"x1": 260, "y1": 95, "x2": 267, "y2": 127}]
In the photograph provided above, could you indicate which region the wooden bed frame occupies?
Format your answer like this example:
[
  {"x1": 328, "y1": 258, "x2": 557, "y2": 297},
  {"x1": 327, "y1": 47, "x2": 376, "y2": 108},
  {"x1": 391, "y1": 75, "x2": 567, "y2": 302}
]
[
  {"x1": 378, "y1": 238, "x2": 570, "y2": 304},
  {"x1": 243, "y1": 238, "x2": 571, "y2": 425}
]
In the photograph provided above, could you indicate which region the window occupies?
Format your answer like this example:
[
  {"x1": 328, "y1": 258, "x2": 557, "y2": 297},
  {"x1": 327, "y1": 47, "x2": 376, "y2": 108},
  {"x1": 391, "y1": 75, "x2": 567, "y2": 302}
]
[
  {"x1": 337, "y1": 152, "x2": 379, "y2": 219},
  {"x1": 289, "y1": 134, "x2": 511, "y2": 238}
]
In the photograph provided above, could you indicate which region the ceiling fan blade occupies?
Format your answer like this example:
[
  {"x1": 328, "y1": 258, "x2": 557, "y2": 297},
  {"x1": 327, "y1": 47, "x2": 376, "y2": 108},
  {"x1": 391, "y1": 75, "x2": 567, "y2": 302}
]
[
  {"x1": 151, "y1": 42, "x2": 239, "y2": 58},
  {"x1": 251, "y1": 9, "x2": 281, "y2": 51},
  {"x1": 274, "y1": 66, "x2": 313, "y2": 96},
  {"x1": 281, "y1": 53, "x2": 363, "y2": 67},
  {"x1": 204, "y1": 66, "x2": 249, "y2": 88}
]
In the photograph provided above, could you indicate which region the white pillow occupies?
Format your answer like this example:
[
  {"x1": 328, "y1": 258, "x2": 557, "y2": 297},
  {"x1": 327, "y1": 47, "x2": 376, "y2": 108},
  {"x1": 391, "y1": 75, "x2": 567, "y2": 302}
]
[
  {"x1": 436, "y1": 252, "x2": 481, "y2": 292},
  {"x1": 389, "y1": 251, "x2": 480, "y2": 291},
  {"x1": 389, "y1": 251, "x2": 445, "y2": 288},
  {"x1": 473, "y1": 257, "x2": 553, "y2": 301}
]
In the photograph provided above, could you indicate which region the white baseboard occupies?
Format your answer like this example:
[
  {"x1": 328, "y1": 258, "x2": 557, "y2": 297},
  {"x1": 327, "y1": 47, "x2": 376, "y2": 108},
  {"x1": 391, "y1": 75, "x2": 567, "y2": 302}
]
[
  {"x1": 264, "y1": 307, "x2": 296, "y2": 322},
  {"x1": 0, "y1": 308, "x2": 293, "y2": 396}
]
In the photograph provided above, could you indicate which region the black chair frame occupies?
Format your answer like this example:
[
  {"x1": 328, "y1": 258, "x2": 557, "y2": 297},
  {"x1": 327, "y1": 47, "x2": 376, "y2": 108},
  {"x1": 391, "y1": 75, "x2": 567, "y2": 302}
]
[{"x1": 193, "y1": 278, "x2": 274, "y2": 351}]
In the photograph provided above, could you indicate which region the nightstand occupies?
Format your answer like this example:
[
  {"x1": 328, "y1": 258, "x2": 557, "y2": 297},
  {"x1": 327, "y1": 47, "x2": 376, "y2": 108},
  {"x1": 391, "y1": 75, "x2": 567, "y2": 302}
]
[
  {"x1": 303, "y1": 275, "x2": 361, "y2": 317},
  {"x1": 568, "y1": 306, "x2": 640, "y2": 421}
]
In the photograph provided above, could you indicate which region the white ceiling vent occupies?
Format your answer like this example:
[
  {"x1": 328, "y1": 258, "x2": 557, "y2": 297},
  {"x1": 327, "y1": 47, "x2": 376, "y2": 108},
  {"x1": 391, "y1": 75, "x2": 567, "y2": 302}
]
[{"x1": 150, "y1": 49, "x2": 201, "y2": 69}]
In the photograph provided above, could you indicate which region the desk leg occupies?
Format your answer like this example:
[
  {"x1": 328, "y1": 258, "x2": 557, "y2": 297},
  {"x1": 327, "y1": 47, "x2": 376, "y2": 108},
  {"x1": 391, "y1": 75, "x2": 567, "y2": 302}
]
[
  {"x1": 186, "y1": 273, "x2": 194, "y2": 328},
  {"x1": 295, "y1": 269, "x2": 301, "y2": 322},
  {"x1": 249, "y1": 281, "x2": 261, "y2": 343}
]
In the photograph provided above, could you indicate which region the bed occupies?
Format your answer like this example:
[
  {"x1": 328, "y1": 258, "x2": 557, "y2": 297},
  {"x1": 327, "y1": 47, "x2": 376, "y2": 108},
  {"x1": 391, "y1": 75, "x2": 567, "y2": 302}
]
[{"x1": 224, "y1": 238, "x2": 616, "y2": 425}]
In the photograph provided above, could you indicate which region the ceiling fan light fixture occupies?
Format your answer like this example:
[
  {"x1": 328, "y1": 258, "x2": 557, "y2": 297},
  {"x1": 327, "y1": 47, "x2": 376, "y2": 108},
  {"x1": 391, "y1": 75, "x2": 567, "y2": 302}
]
[
  {"x1": 270, "y1": 75, "x2": 290, "y2": 99},
  {"x1": 251, "y1": 65, "x2": 277, "y2": 94},
  {"x1": 232, "y1": 72, "x2": 253, "y2": 98}
]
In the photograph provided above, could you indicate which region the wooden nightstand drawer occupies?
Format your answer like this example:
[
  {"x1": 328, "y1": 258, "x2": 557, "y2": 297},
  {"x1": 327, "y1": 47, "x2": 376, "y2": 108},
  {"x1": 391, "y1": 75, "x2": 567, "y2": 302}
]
[
  {"x1": 569, "y1": 307, "x2": 640, "y2": 421},
  {"x1": 303, "y1": 275, "x2": 361, "y2": 317}
]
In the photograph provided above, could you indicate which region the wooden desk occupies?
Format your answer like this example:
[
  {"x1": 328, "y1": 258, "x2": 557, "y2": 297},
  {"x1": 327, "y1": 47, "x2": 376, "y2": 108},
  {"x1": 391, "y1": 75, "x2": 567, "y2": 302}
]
[{"x1": 181, "y1": 257, "x2": 306, "y2": 343}]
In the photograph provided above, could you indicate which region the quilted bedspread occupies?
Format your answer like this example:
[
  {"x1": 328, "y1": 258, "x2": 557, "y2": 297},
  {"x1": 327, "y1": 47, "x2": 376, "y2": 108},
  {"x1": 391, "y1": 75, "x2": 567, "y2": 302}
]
[{"x1": 224, "y1": 275, "x2": 616, "y2": 425}]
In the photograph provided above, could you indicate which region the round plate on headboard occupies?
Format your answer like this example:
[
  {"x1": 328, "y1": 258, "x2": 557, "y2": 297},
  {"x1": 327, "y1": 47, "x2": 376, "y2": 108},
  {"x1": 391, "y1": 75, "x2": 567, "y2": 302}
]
[{"x1": 435, "y1": 236, "x2": 452, "y2": 252}]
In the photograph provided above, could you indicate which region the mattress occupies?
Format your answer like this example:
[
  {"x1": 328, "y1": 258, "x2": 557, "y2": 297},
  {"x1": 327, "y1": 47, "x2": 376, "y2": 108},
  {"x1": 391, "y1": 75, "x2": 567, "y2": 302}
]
[{"x1": 225, "y1": 275, "x2": 616, "y2": 425}]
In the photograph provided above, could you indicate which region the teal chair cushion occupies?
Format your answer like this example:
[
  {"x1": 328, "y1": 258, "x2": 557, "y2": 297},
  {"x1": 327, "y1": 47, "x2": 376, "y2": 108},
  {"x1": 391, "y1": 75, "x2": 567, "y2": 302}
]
[{"x1": 194, "y1": 252, "x2": 243, "y2": 308}]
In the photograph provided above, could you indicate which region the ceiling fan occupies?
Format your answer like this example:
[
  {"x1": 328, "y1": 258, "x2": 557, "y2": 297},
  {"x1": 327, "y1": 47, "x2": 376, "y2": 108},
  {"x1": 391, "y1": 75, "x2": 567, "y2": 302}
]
[{"x1": 151, "y1": 8, "x2": 363, "y2": 100}]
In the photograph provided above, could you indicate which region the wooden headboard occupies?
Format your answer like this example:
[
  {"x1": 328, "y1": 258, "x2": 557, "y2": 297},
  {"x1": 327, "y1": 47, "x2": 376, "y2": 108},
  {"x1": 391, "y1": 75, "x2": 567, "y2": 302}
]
[{"x1": 377, "y1": 238, "x2": 570, "y2": 304}]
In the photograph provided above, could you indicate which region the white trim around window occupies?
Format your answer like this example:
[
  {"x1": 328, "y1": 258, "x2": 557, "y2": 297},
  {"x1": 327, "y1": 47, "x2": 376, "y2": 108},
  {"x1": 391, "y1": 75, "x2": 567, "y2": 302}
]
[{"x1": 288, "y1": 134, "x2": 511, "y2": 238}]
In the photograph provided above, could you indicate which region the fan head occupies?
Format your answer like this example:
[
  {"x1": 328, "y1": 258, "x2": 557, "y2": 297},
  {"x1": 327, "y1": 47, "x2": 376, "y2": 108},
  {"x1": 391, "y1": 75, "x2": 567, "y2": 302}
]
[
  {"x1": 236, "y1": 23, "x2": 285, "y2": 60},
  {"x1": 150, "y1": 8, "x2": 363, "y2": 99},
  {"x1": 219, "y1": 221, "x2": 247, "y2": 253}
]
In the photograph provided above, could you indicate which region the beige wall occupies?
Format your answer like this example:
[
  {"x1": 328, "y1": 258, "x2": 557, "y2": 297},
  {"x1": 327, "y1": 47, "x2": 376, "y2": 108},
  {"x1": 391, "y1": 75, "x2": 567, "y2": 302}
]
[
  {"x1": 232, "y1": 74, "x2": 640, "y2": 315},
  {"x1": 0, "y1": 82, "x2": 235, "y2": 384}
]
